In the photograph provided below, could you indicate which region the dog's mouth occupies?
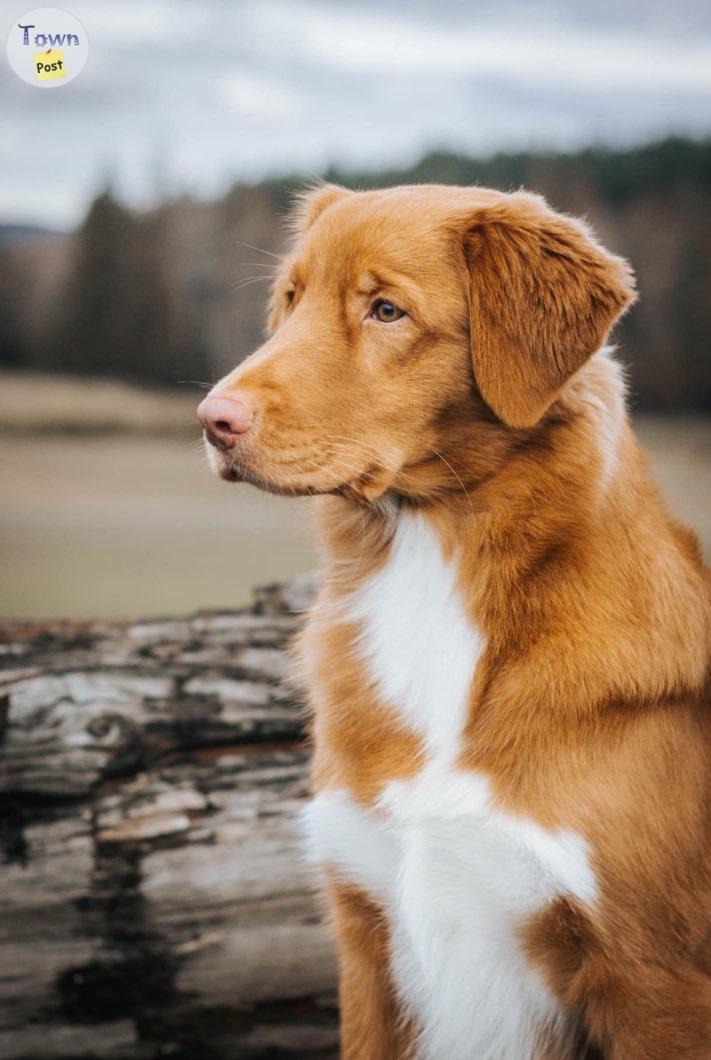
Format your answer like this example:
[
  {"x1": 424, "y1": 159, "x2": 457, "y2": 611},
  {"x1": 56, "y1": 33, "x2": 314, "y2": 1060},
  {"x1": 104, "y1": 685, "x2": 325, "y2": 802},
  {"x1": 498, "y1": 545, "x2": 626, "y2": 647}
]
[
  {"x1": 217, "y1": 457, "x2": 329, "y2": 497},
  {"x1": 207, "y1": 439, "x2": 348, "y2": 498},
  {"x1": 207, "y1": 437, "x2": 398, "y2": 504}
]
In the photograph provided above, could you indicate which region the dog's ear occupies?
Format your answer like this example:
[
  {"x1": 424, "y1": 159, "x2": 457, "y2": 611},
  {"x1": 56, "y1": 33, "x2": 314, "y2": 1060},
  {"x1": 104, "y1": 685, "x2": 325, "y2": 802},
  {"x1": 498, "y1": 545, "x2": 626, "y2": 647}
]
[
  {"x1": 290, "y1": 182, "x2": 351, "y2": 235},
  {"x1": 464, "y1": 193, "x2": 636, "y2": 428}
]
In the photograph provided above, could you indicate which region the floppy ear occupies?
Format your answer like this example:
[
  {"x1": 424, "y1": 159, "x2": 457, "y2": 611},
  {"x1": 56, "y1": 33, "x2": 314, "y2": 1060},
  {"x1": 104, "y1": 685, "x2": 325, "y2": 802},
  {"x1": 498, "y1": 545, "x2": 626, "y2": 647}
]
[{"x1": 464, "y1": 193, "x2": 636, "y2": 428}]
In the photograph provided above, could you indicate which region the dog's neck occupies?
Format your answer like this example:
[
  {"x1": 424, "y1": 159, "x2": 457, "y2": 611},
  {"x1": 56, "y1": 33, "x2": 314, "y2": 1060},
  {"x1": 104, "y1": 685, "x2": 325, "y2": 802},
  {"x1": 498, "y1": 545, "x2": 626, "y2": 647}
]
[
  {"x1": 318, "y1": 366, "x2": 620, "y2": 591},
  {"x1": 314, "y1": 365, "x2": 710, "y2": 728}
]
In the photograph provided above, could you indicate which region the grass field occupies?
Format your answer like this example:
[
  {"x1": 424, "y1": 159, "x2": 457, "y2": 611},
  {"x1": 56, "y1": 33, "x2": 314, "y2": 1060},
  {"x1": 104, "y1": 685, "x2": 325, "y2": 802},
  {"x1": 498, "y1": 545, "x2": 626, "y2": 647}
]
[
  {"x1": 0, "y1": 376, "x2": 708, "y2": 620},
  {"x1": 0, "y1": 433, "x2": 315, "y2": 620}
]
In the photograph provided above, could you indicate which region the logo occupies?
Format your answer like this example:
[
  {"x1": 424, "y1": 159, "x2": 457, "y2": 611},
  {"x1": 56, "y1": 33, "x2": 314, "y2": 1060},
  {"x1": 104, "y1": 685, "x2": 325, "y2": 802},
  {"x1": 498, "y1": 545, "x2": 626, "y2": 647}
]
[{"x1": 7, "y1": 8, "x2": 88, "y2": 87}]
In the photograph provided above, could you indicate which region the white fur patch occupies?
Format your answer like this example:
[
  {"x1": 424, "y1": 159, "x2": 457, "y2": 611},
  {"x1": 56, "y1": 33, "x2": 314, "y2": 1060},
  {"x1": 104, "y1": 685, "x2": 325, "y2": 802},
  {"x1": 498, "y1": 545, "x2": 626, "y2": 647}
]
[
  {"x1": 585, "y1": 347, "x2": 626, "y2": 491},
  {"x1": 382, "y1": 766, "x2": 594, "y2": 1059},
  {"x1": 345, "y1": 510, "x2": 483, "y2": 760},
  {"x1": 306, "y1": 511, "x2": 596, "y2": 1059},
  {"x1": 302, "y1": 789, "x2": 396, "y2": 900}
]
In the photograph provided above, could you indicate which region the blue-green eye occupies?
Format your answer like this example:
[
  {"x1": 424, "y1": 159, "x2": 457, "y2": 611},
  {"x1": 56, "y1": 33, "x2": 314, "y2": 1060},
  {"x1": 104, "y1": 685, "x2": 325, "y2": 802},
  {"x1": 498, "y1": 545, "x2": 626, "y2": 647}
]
[{"x1": 371, "y1": 299, "x2": 405, "y2": 323}]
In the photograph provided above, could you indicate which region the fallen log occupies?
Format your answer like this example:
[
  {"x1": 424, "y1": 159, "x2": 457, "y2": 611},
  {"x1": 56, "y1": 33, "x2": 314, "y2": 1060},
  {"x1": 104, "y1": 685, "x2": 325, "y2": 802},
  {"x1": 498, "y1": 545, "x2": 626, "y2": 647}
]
[{"x1": 0, "y1": 576, "x2": 339, "y2": 1060}]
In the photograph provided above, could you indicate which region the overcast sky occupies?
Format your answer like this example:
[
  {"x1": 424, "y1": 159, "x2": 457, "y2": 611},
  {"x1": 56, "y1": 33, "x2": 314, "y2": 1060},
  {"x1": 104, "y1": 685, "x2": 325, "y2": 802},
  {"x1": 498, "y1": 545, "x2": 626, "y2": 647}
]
[{"x1": 3, "y1": 0, "x2": 711, "y2": 228}]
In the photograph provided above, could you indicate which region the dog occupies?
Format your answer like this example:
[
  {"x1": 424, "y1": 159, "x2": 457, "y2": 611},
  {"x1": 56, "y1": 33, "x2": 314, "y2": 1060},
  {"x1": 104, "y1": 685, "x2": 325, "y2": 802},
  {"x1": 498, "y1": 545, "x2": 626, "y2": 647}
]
[{"x1": 198, "y1": 183, "x2": 710, "y2": 1059}]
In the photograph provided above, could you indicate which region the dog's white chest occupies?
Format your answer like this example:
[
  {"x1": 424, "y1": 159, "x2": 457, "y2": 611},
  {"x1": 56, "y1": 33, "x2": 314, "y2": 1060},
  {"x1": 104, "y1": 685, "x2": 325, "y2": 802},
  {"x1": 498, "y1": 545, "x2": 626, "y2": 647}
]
[
  {"x1": 304, "y1": 513, "x2": 596, "y2": 1059},
  {"x1": 344, "y1": 510, "x2": 481, "y2": 758},
  {"x1": 308, "y1": 776, "x2": 594, "y2": 1059}
]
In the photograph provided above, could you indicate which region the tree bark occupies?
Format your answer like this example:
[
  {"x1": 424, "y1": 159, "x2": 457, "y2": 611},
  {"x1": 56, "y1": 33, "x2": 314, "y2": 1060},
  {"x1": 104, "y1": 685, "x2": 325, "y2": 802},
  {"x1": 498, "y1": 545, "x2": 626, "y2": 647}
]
[{"x1": 0, "y1": 576, "x2": 339, "y2": 1059}]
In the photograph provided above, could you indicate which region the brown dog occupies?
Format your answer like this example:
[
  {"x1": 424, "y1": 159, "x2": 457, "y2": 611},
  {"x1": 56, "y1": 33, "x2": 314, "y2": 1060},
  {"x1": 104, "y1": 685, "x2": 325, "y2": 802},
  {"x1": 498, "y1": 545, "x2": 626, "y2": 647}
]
[{"x1": 198, "y1": 184, "x2": 710, "y2": 1059}]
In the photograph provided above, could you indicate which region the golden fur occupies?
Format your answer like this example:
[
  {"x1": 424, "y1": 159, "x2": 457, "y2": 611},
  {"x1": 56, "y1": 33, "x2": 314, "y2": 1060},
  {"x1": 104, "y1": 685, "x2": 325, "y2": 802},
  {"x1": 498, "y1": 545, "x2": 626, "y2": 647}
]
[{"x1": 202, "y1": 183, "x2": 711, "y2": 1058}]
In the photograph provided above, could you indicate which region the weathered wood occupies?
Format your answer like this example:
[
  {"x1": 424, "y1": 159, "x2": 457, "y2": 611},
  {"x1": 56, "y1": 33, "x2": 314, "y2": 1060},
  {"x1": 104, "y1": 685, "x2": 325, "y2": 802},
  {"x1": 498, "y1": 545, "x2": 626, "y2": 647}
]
[{"x1": 0, "y1": 575, "x2": 340, "y2": 1059}]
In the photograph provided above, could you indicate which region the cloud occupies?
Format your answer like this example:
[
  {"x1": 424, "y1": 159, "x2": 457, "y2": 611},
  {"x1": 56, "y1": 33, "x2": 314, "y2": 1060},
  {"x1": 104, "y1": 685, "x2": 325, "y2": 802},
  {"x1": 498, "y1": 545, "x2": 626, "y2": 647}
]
[
  {"x1": 78, "y1": 1, "x2": 210, "y2": 44},
  {"x1": 219, "y1": 71, "x2": 306, "y2": 120},
  {"x1": 1, "y1": 0, "x2": 709, "y2": 227},
  {"x1": 274, "y1": 1, "x2": 711, "y2": 92}
]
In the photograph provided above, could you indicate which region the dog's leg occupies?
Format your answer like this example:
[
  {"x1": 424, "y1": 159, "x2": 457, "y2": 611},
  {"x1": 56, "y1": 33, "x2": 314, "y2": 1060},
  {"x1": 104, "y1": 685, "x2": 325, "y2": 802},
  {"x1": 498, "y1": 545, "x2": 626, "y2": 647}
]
[
  {"x1": 525, "y1": 896, "x2": 710, "y2": 1058},
  {"x1": 329, "y1": 881, "x2": 415, "y2": 1060},
  {"x1": 582, "y1": 964, "x2": 710, "y2": 1059}
]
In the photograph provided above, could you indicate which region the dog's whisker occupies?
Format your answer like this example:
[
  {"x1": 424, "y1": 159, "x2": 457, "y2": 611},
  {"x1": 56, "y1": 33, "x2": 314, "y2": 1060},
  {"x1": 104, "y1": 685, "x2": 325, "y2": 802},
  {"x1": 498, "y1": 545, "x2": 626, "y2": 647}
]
[
  {"x1": 233, "y1": 238, "x2": 283, "y2": 261},
  {"x1": 178, "y1": 379, "x2": 216, "y2": 389},
  {"x1": 429, "y1": 447, "x2": 475, "y2": 512},
  {"x1": 231, "y1": 276, "x2": 274, "y2": 292}
]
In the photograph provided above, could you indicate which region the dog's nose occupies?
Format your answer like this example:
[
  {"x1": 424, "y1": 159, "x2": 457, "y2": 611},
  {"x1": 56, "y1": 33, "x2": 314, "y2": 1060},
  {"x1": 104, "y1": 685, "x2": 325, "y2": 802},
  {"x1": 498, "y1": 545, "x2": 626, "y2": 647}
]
[{"x1": 197, "y1": 394, "x2": 253, "y2": 449}]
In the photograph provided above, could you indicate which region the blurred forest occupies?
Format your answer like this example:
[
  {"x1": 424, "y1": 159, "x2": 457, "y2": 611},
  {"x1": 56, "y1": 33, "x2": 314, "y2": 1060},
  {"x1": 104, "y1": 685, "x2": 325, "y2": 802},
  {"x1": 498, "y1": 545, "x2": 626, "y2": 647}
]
[{"x1": 1, "y1": 135, "x2": 710, "y2": 411}]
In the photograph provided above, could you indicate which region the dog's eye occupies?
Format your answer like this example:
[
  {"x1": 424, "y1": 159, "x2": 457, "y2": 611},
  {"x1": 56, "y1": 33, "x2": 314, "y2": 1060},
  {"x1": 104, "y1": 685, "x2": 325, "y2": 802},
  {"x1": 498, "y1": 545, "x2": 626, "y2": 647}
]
[{"x1": 371, "y1": 299, "x2": 405, "y2": 323}]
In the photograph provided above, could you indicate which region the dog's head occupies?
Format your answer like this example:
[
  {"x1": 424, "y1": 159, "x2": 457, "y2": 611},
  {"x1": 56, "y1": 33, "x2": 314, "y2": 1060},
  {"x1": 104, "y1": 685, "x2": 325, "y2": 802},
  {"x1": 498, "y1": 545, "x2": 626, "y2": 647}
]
[{"x1": 198, "y1": 184, "x2": 635, "y2": 503}]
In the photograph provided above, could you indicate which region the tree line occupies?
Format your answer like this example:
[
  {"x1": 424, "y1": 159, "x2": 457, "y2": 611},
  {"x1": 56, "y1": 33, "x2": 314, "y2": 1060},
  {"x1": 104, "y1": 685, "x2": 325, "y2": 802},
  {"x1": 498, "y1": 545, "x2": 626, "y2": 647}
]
[{"x1": 1, "y1": 135, "x2": 709, "y2": 411}]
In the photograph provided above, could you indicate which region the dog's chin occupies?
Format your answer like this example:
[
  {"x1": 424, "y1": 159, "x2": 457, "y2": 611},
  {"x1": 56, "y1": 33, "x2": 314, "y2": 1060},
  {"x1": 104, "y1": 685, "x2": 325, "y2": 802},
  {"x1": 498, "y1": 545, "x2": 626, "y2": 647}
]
[
  {"x1": 211, "y1": 451, "x2": 332, "y2": 498},
  {"x1": 205, "y1": 439, "x2": 396, "y2": 503}
]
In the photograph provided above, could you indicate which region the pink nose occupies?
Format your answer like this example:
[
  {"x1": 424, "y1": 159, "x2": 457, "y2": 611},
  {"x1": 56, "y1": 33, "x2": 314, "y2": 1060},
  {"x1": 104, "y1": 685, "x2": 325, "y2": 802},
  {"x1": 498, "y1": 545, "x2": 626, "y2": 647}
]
[{"x1": 197, "y1": 394, "x2": 253, "y2": 450}]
